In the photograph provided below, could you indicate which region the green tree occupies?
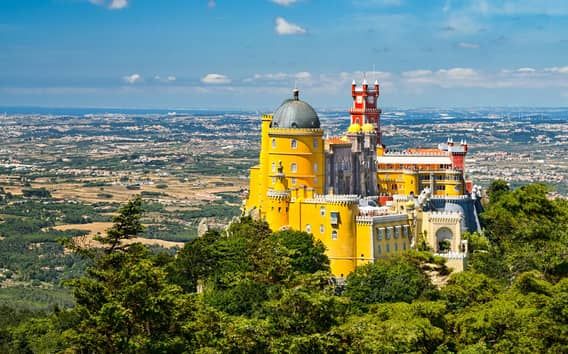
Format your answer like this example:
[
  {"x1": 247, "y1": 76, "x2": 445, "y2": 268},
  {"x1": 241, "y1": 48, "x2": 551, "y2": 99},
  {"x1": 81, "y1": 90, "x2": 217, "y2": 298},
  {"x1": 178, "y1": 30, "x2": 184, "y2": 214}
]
[
  {"x1": 441, "y1": 271, "x2": 502, "y2": 311},
  {"x1": 344, "y1": 257, "x2": 435, "y2": 308},
  {"x1": 96, "y1": 195, "x2": 144, "y2": 253},
  {"x1": 486, "y1": 179, "x2": 510, "y2": 204}
]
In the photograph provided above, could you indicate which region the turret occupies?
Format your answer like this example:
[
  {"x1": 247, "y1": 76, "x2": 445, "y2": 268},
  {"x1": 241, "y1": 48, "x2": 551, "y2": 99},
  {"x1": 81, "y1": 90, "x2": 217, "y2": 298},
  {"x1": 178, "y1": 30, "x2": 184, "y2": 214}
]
[
  {"x1": 349, "y1": 78, "x2": 381, "y2": 144},
  {"x1": 351, "y1": 80, "x2": 356, "y2": 98}
]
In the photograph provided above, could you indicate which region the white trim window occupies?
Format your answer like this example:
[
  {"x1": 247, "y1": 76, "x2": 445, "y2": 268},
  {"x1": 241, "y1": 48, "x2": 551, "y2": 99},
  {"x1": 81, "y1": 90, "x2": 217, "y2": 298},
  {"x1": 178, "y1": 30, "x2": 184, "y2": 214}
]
[
  {"x1": 331, "y1": 230, "x2": 338, "y2": 240},
  {"x1": 291, "y1": 163, "x2": 298, "y2": 173},
  {"x1": 291, "y1": 139, "x2": 297, "y2": 149}
]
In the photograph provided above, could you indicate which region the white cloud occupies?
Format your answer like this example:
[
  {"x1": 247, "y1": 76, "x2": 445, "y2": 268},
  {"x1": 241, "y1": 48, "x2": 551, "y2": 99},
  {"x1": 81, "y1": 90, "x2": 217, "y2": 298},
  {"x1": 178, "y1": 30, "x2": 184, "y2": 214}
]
[
  {"x1": 402, "y1": 70, "x2": 433, "y2": 78},
  {"x1": 201, "y1": 73, "x2": 231, "y2": 84},
  {"x1": 123, "y1": 73, "x2": 142, "y2": 84},
  {"x1": 458, "y1": 42, "x2": 480, "y2": 49},
  {"x1": 545, "y1": 66, "x2": 568, "y2": 74},
  {"x1": 89, "y1": 0, "x2": 129, "y2": 10},
  {"x1": 167, "y1": 76, "x2": 177, "y2": 82},
  {"x1": 275, "y1": 17, "x2": 306, "y2": 35},
  {"x1": 441, "y1": 67, "x2": 478, "y2": 79},
  {"x1": 515, "y1": 67, "x2": 536, "y2": 73},
  {"x1": 271, "y1": 0, "x2": 298, "y2": 6},
  {"x1": 401, "y1": 66, "x2": 568, "y2": 89},
  {"x1": 244, "y1": 71, "x2": 312, "y2": 83},
  {"x1": 109, "y1": 0, "x2": 128, "y2": 9}
]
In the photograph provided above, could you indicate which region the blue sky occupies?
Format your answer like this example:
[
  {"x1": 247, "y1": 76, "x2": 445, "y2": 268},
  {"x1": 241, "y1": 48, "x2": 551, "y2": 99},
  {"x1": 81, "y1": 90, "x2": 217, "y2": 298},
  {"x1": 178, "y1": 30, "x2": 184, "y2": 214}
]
[{"x1": 1, "y1": 0, "x2": 568, "y2": 109}]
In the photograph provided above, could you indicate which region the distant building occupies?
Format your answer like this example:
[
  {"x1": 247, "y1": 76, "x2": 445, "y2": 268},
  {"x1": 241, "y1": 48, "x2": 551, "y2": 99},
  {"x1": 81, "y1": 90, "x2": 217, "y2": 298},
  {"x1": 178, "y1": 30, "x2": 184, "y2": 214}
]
[{"x1": 244, "y1": 83, "x2": 481, "y2": 276}]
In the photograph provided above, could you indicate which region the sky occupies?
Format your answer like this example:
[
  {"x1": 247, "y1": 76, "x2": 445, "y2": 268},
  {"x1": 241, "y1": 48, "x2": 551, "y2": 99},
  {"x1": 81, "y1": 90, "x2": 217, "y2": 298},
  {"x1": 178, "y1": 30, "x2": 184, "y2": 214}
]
[{"x1": 1, "y1": 0, "x2": 568, "y2": 109}]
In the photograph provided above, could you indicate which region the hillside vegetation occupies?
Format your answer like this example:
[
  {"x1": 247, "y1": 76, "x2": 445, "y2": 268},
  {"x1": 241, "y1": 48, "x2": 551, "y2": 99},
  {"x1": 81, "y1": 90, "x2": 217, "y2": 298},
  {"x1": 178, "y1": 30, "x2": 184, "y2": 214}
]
[{"x1": 0, "y1": 182, "x2": 567, "y2": 353}]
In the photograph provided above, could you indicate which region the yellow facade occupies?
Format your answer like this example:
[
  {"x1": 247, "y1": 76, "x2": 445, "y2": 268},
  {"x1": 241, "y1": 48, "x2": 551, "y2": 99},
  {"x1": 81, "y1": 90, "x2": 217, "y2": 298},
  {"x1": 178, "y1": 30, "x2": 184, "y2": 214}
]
[
  {"x1": 244, "y1": 113, "x2": 414, "y2": 276},
  {"x1": 377, "y1": 170, "x2": 464, "y2": 197}
]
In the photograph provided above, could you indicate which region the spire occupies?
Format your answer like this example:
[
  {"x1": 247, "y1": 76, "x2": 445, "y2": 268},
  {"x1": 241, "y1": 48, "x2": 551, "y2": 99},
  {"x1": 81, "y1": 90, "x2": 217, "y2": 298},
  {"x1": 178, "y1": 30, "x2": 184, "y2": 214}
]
[{"x1": 293, "y1": 87, "x2": 299, "y2": 100}]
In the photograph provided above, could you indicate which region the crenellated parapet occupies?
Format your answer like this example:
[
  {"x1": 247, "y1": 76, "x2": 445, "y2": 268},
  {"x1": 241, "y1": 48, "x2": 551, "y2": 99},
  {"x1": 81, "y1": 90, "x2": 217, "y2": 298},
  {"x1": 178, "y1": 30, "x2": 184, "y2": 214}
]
[
  {"x1": 267, "y1": 190, "x2": 290, "y2": 199},
  {"x1": 356, "y1": 213, "x2": 408, "y2": 225},
  {"x1": 268, "y1": 127, "x2": 324, "y2": 136},
  {"x1": 304, "y1": 194, "x2": 360, "y2": 205},
  {"x1": 427, "y1": 211, "x2": 463, "y2": 224}
]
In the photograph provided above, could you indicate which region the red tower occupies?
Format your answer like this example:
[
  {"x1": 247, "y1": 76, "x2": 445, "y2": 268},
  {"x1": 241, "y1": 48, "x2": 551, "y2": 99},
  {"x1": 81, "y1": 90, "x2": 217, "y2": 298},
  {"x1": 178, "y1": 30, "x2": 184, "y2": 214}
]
[{"x1": 350, "y1": 79, "x2": 382, "y2": 143}]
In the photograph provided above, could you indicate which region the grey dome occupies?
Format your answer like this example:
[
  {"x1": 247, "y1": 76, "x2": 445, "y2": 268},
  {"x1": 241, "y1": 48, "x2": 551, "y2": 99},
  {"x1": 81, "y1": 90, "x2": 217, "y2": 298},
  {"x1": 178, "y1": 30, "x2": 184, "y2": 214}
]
[{"x1": 271, "y1": 89, "x2": 320, "y2": 129}]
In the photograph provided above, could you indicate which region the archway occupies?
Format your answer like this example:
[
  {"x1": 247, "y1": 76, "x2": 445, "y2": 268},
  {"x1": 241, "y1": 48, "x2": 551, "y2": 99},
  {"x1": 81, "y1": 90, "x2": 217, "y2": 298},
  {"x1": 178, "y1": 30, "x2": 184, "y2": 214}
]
[{"x1": 435, "y1": 227, "x2": 453, "y2": 253}]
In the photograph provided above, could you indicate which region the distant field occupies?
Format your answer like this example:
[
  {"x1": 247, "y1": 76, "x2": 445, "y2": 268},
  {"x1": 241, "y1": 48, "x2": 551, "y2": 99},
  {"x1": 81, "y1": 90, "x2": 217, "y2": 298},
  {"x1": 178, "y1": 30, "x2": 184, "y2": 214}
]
[
  {"x1": 37, "y1": 175, "x2": 246, "y2": 205},
  {"x1": 54, "y1": 222, "x2": 185, "y2": 249}
]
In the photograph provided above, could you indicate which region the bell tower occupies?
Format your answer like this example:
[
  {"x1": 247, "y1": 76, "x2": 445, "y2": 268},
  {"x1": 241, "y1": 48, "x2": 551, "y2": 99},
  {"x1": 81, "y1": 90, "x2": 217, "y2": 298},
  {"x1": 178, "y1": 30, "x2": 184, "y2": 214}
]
[{"x1": 350, "y1": 79, "x2": 382, "y2": 144}]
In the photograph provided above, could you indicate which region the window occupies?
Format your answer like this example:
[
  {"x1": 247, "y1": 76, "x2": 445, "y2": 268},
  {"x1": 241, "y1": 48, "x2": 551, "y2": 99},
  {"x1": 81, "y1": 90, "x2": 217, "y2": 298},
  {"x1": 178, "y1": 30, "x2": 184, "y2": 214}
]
[
  {"x1": 291, "y1": 177, "x2": 296, "y2": 185},
  {"x1": 320, "y1": 224, "x2": 324, "y2": 234},
  {"x1": 272, "y1": 139, "x2": 276, "y2": 148},
  {"x1": 320, "y1": 206, "x2": 326, "y2": 216},
  {"x1": 377, "y1": 245, "x2": 382, "y2": 254},
  {"x1": 306, "y1": 224, "x2": 311, "y2": 233},
  {"x1": 394, "y1": 243, "x2": 398, "y2": 251},
  {"x1": 291, "y1": 139, "x2": 297, "y2": 149},
  {"x1": 313, "y1": 163, "x2": 318, "y2": 173},
  {"x1": 403, "y1": 242, "x2": 407, "y2": 250},
  {"x1": 394, "y1": 226, "x2": 401, "y2": 239},
  {"x1": 403, "y1": 225, "x2": 409, "y2": 238},
  {"x1": 330, "y1": 211, "x2": 339, "y2": 225},
  {"x1": 386, "y1": 244, "x2": 390, "y2": 253},
  {"x1": 386, "y1": 227, "x2": 393, "y2": 240},
  {"x1": 377, "y1": 228, "x2": 385, "y2": 241},
  {"x1": 271, "y1": 162, "x2": 276, "y2": 172},
  {"x1": 313, "y1": 138, "x2": 318, "y2": 148},
  {"x1": 291, "y1": 163, "x2": 297, "y2": 173},
  {"x1": 331, "y1": 230, "x2": 338, "y2": 240}
]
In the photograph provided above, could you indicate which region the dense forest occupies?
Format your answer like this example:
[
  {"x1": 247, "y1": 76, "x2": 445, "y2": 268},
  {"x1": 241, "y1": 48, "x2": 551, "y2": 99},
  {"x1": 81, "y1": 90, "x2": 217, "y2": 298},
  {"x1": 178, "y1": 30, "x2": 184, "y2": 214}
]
[{"x1": 0, "y1": 181, "x2": 566, "y2": 353}]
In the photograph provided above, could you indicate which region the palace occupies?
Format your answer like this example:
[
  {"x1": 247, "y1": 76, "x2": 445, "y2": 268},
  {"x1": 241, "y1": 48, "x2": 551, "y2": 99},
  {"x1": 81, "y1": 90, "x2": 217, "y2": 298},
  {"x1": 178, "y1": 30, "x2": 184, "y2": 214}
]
[{"x1": 244, "y1": 82, "x2": 482, "y2": 277}]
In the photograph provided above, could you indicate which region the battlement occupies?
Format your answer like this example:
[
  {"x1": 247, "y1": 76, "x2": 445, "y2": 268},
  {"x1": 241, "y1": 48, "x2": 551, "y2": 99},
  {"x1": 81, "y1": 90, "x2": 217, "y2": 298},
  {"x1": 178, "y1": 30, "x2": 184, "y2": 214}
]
[
  {"x1": 304, "y1": 194, "x2": 360, "y2": 205},
  {"x1": 267, "y1": 190, "x2": 290, "y2": 199},
  {"x1": 356, "y1": 213, "x2": 408, "y2": 225},
  {"x1": 427, "y1": 211, "x2": 463, "y2": 223},
  {"x1": 385, "y1": 150, "x2": 447, "y2": 157},
  {"x1": 268, "y1": 127, "x2": 324, "y2": 136},
  {"x1": 430, "y1": 195, "x2": 471, "y2": 200}
]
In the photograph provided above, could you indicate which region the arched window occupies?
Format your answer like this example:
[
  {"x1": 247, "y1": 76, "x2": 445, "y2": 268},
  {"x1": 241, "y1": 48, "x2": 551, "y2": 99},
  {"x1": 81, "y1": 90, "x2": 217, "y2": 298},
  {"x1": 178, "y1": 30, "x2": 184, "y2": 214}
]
[
  {"x1": 271, "y1": 162, "x2": 276, "y2": 172},
  {"x1": 272, "y1": 139, "x2": 276, "y2": 148},
  {"x1": 291, "y1": 139, "x2": 297, "y2": 149},
  {"x1": 331, "y1": 230, "x2": 338, "y2": 240},
  {"x1": 291, "y1": 177, "x2": 297, "y2": 185},
  {"x1": 320, "y1": 224, "x2": 325, "y2": 234},
  {"x1": 320, "y1": 206, "x2": 325, "y2": 216},
  {"x1": 306, "y1": 224, "x2": 311, "y2": 233},
  {"x1": 291, "y1": 163, "x2": 297, "y2": 173},
  {"x1": 313, "y1": 138, "x2": 318, "y2": 148},
  {"x1": 313, "y1": 163, "x2": 318, "y2": 173}
]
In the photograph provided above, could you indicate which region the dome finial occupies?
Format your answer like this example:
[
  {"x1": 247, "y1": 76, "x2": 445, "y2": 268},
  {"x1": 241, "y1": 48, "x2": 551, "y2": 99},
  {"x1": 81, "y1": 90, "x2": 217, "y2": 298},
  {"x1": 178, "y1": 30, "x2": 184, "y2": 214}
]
[{"x1": 293, "y1": 87, "x2": 299, "y2": 100}]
